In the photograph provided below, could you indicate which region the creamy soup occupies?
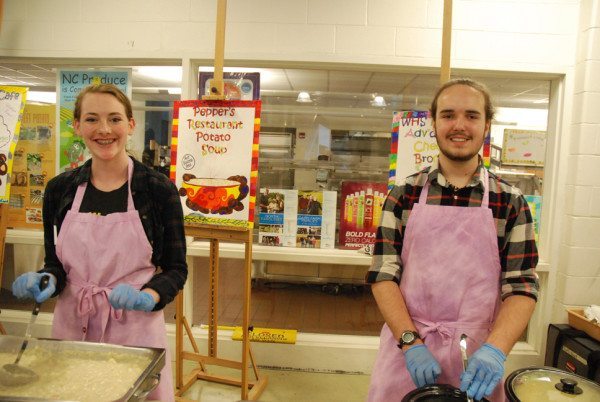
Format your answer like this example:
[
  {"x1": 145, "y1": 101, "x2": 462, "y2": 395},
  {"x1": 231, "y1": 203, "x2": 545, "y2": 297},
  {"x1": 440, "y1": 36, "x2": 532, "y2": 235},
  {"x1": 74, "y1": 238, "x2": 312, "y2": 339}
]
[
  {"x1": 186, "y1": 178, "x2": 238, "y2": 187},
  {"x1": 0, "y1": 347, "x2": 152, "y2": 401}
]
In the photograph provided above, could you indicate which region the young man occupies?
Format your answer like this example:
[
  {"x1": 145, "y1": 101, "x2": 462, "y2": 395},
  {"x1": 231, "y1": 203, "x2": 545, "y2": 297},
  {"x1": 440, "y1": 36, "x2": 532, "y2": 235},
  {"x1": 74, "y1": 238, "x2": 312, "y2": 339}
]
[{"x1": 366, "y1": 79, "x2": 539, "y2": 401}]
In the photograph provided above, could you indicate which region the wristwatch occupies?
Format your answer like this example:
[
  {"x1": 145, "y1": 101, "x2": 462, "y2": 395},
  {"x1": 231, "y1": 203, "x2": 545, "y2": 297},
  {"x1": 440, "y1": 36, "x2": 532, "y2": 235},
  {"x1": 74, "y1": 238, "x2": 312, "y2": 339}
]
[{"x1": 397, "y1": 330, "x2": 421, "y2": 349}]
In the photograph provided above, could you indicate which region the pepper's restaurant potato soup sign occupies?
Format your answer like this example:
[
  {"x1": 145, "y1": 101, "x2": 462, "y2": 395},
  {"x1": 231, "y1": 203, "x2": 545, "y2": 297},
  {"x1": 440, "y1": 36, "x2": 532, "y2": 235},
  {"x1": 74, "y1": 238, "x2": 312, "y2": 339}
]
[
  {"x1": 171, "y1": 100, "x2": 261, "y2": 228},
  {"x1": 389, "y1": 111, "x2": 437, "y2": 187}
]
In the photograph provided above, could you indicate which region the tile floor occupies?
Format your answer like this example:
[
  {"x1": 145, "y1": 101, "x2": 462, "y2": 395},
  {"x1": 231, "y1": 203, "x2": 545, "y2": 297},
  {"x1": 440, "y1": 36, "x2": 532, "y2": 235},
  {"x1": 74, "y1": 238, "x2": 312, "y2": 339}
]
[{"x1": 175, "y1": 365, "x2": 371, "y2": 402}]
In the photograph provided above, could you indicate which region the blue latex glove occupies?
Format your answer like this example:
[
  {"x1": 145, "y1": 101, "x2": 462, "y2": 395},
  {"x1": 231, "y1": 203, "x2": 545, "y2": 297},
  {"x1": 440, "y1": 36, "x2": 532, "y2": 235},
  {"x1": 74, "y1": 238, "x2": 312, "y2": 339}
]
[
  {"x1": 404, "y1": 344, "x2": 442, "y2": 388},
  {"x1": 460, "y1": 343, "x2": 506, "y2": 401},
  {"x1": 12, "y1": 272, "x2": 56, "y2": 303},
  {"x1": 108, "y1": 284, "x2": 156, "y2": 312}
]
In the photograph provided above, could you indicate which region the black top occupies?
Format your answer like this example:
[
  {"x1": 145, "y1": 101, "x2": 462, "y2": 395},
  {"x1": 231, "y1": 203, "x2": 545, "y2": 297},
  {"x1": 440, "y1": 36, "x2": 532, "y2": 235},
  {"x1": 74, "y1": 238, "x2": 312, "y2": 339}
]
[
  {"x1": 79, "y1": 181, "x2": 128, "y2": 215},
  {"x1": 40, "y1": 157, "x2": 188, "y2": 311}
]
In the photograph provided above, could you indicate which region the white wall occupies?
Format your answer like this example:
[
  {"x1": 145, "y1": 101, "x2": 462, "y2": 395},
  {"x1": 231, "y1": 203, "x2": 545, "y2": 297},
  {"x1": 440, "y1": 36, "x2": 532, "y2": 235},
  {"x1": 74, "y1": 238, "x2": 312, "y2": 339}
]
[
  {"x1": 0, "y1": 0, "x2": 578, "y2": 74},
  {"x1": 555, "y1": 0, "x2": 600, "y2": 321},
  {"x1": 3, "y1": 0, "x2": 599, "y2": 373}
]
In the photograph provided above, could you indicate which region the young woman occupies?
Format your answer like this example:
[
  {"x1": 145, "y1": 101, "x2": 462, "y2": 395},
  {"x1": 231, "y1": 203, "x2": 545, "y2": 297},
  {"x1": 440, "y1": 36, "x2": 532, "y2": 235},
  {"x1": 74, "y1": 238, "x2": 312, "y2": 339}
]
[{"x1": 12, "y1": 83, "x2": 187, "y2": 402}]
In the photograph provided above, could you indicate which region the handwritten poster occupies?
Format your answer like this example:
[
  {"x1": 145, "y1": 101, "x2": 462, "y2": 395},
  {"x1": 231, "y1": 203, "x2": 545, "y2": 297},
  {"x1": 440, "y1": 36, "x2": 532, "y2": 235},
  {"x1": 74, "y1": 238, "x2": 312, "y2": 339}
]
[
  {"x1": 502, "y1": 129, "x2": 546, "y2": 166},
  {"x1": 57, "y1": 69, "x2": 131, "y2": 173},
  {"x1": 389, "y1": 110, "x2": 492, "y2": 187},
  {"x1": 171, "y1": 100, "x2": 261, "y2": 228},
  {"x1": 0, "y1": 86, "x2": 28, "y2": 203},
  {"x1": 8, "y1": 104, "x2": 55, "y2": 227},
  {"x1": 388, "y1": 111, "x2": 437, "y2": 187}
]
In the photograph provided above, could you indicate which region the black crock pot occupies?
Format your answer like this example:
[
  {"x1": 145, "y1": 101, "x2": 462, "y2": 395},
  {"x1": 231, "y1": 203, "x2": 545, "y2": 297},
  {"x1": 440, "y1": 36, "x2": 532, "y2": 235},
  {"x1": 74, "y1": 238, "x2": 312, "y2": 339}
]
[
  {"x1": 505, "y1": 366, "x2": 600, "y2": 401},
  {"x1": 402, "y1": 384, "x2": 490, "y2": 402}
]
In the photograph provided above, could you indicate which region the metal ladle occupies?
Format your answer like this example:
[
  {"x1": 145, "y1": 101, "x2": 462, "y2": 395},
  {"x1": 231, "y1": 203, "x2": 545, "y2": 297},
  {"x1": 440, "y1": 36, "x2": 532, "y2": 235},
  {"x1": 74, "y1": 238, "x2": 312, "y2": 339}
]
[{"x1": 0, "y1": 275, "x2": 49, "y2": 387}]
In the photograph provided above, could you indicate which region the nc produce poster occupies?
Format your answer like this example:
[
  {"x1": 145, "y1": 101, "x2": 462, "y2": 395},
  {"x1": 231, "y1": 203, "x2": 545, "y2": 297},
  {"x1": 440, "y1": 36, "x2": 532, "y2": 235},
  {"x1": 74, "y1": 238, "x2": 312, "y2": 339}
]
[
  {"x1": 339, "y1": 181, "x2": 388, "y2": 249},
  {"x1": 171, "y1": 100, "x2": 261, "y2": 228},
  {"x1": 57, "y1": 69, "x2": 131, "y2": 173},
  {"x1": 0, "y1": 86, "x2": 28, "y2": 204}
]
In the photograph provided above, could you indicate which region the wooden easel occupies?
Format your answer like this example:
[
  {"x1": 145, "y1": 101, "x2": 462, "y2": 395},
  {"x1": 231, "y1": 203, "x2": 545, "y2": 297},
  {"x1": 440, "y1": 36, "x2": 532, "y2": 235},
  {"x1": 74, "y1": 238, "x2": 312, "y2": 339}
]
[
  {"x1": 174, "y1": 225, "x2": 267, "y2": 401},
  {"x1": 174, "y1": 1, "x2": 266, "y2": 400},
  {"x1": 0, "y1": 203, "x2": 9, "y2": 334}
]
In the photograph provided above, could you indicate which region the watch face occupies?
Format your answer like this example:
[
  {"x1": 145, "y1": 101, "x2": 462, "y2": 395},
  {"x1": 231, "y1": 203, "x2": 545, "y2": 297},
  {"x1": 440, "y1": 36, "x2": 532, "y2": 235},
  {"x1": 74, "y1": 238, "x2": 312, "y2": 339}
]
[{"x1": 402, "y1": 331, "x2": 416, "y2": 343}]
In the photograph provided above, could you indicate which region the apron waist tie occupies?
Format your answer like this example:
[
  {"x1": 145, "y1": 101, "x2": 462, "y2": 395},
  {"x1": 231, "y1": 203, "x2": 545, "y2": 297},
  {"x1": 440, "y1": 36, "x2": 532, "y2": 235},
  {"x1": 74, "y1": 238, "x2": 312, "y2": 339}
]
[
  {"x1": 413, "y1": 318, "x2": 493, "y2": 346},
  {"x1": 69, "y1": 279, "x2": 123, "y2": 342}
]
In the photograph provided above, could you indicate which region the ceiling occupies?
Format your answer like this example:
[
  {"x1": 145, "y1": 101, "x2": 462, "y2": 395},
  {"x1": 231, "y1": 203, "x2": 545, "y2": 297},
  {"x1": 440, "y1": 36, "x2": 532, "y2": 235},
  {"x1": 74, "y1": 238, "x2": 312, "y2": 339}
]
[{"x1": 0, "y1": 62, "x2": 551, "y2": 132}]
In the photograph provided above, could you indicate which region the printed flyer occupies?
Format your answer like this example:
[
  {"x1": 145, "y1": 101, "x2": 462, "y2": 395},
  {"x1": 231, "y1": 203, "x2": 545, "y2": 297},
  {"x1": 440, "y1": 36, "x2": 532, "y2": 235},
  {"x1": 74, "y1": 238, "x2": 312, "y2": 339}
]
[
  {"x1": 57, "y1": 69, "x2": 131, "y2": 173},
  {"x1": 0, "y1": 86, "x2": 28, "y2": 204},
  {"x1": 171, "y1": 100, "x2": 261, "y2": 228},
  {"x1": 296, "y1": 190, "x2": 336, "y2": 249},
  {"x1": 258, "y1": 188, "x2": 298, "y2": 247},
  {"x1": 8, "y1": 104, "x2": 55, "y2": 227},
  {"x1": 339, "y1": 181, "x2": 388, "y2": 249},
  {"x1": 524, "y1": 195, "x2": 542, "y2": 242}
]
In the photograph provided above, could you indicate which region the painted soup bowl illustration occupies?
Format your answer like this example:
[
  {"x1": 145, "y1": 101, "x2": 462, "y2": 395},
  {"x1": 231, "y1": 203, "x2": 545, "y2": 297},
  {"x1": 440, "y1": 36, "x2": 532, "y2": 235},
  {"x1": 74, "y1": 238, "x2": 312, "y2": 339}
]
[{"x1": 182, "y1": 177, "x2": 242, "y2": 212}]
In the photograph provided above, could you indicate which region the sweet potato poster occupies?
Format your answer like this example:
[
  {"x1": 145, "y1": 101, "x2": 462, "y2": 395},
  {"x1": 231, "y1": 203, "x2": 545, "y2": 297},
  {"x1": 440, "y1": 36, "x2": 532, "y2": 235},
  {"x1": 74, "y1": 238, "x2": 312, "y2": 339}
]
[{"x1": 170, "y1": 100, "x2": 261, "y2": 228}]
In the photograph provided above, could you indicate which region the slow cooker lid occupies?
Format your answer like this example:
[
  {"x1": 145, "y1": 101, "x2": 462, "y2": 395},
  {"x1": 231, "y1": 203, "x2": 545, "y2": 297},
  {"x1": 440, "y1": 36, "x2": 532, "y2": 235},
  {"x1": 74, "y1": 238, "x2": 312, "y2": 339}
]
[{"x1": 510, "y1": 367, "x2": 600, "y2": 401}]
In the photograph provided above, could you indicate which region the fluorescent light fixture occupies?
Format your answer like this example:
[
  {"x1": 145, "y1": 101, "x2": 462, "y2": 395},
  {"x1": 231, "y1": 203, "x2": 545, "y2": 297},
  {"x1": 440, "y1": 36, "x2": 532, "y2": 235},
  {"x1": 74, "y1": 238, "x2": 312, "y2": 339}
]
[
  {"x1": 371, "y1": 95, "x2": 387, "y2": 107},
  {"x1": 296, "y1": 91, "x2": 312, "y2": 103},
  {"x1": 532, "y1": 98, "x2": 549, "y2": 104},
  {"x1": 167, "y1": 87, "x2": 181, "y2": 95},
  {"x1": 27, "y1": 91, "x2": 56, "y2": 103}
]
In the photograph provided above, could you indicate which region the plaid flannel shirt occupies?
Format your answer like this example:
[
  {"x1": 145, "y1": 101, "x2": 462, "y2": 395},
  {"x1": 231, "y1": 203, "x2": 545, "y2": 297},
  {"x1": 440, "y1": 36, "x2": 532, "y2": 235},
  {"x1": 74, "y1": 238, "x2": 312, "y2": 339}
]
[{"x1": 366, "y1": 159, "x2": 539, "y2": 301}]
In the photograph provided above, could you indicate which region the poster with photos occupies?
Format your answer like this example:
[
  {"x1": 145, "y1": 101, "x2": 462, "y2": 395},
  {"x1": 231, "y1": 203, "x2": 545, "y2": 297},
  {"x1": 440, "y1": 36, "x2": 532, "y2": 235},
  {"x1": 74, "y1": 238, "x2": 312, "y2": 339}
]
[
  {"x1": 8, "y1": 104, "x2": 55, "y2": 228},
  {"x1": 258, "y1": 188, "x2": 298, "y2": 247},
  {"x1": 296, "y1": 190, "x2": 336, "y2": 249}
]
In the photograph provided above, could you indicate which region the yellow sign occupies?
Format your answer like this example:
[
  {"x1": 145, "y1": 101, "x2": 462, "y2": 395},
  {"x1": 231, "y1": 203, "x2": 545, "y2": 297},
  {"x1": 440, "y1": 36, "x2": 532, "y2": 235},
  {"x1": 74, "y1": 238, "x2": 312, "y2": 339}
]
[{"x1": 232, "y1": 326, "x2": 297, "y2": 344}]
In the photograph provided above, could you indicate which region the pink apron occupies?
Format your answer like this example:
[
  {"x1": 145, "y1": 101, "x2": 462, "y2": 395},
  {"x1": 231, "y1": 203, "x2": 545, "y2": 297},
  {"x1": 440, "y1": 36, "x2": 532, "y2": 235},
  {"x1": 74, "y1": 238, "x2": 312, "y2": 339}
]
[
  {"x1": 52, "y1": 158, "x2": 174, "y2": 402},
  {"x1": 368, "y1": 169, "x2": 505, "y2": 402}
]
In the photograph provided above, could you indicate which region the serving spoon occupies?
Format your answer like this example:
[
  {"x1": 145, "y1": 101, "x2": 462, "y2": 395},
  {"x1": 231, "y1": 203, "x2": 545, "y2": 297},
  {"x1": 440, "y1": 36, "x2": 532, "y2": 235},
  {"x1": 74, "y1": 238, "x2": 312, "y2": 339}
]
[{"x1": 0, "y1": 275, "x2": 49, "y2": 386}]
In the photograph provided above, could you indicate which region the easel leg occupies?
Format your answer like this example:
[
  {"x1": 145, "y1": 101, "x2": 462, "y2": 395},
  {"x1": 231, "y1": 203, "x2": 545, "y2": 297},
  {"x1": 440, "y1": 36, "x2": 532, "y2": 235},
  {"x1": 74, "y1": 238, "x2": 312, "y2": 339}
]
[
  {"x1": 209, "y1": 238, "x2": 219, "y2": 358},
  {"x1": 176, "y1": 292, "x2": 183, "y2": 390},
  {"x1": 0, "y1": 204, "x2": 9, "y2": 336},
  {"x1": 241, "y1": 234, "x2": 252, "y2": 400}
]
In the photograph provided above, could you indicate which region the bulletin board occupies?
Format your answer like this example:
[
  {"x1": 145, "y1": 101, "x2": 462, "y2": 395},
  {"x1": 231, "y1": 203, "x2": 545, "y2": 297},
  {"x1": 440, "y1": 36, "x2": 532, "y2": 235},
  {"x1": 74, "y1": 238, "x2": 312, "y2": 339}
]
[
  {"x1": 8, "y1": 104, "x2": 56, "y2": 228},
  {"x1": 501, "y1": 129, "x2": 546, "y2": 166},
  {"x1": 170, "y1": 100, "x2": 261, "y2": 228}
]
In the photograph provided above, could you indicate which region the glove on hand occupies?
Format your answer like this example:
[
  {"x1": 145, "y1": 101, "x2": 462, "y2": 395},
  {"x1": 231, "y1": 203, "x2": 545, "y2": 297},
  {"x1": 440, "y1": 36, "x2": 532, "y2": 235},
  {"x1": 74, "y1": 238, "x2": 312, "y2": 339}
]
[
  {"x1": 12, "y1": 272, "x2": 56, "y2": 303},
  {"x1": 460, "y1": 343, "x2": 506, "y2": 401},
  {"x1": 404, "y1": 344, "x2": 442, "y2": 388},
  {"x1": 108, "y1": 284, "x2": 156, "y2": 312}
]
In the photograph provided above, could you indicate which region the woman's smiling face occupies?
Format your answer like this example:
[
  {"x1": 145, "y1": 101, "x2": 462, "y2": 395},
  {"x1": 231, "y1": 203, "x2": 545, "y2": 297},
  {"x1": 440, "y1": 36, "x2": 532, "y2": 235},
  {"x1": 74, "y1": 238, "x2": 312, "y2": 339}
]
[{"x1": 73, "y1": 92, "x2": 135, "y2": 162}]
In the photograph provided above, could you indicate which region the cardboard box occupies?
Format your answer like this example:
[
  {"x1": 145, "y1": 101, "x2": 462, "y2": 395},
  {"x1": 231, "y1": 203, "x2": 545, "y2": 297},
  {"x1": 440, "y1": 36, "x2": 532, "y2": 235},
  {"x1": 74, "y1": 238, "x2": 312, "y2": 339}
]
[{"x1": 567, "y1": 308, "x2": 600, "y2": 342}]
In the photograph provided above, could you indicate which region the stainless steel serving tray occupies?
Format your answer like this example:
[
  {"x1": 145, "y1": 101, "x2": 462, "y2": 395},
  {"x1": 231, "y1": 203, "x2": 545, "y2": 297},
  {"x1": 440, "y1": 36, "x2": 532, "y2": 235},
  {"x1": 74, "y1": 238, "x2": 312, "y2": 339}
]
[{"x1": 0, "y1": 335, "x2": 165, "y2": 402}]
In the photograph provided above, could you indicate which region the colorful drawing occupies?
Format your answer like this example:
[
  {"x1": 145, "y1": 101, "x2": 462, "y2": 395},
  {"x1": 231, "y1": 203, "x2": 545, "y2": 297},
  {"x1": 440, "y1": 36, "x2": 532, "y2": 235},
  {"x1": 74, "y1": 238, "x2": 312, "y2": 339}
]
[
  {"x1": 179, "y1": 174, "x2": 249, "y2": 214},
  {"x1": 0, "y1": 85, "x2": 28, "y2": 203},
  {"x1": 171, "y1": 100, "x2": 261, "y2": 228}
]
